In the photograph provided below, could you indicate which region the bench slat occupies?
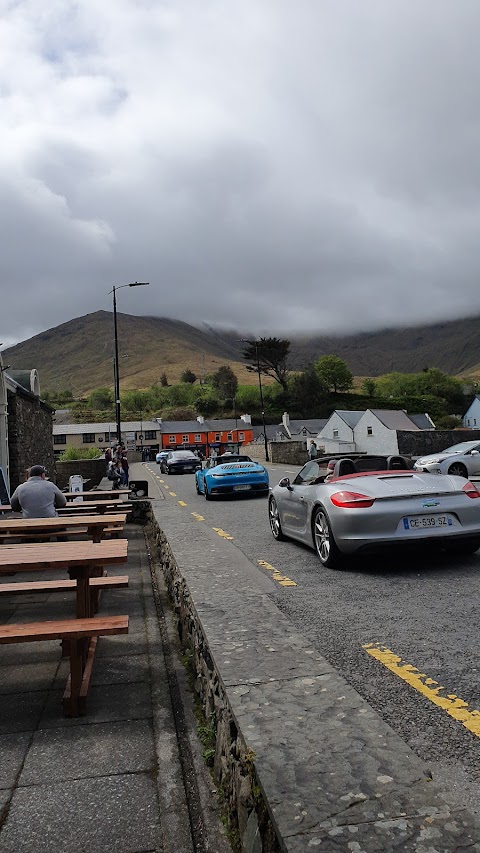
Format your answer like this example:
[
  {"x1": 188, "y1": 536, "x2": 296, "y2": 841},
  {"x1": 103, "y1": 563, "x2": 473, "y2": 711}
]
[
  {"x1": 0, "y1": 576, "x2": 129, "y2": 595},
  {"x1": 0, "y1": 615, "x2": 129, "y2": 644}
]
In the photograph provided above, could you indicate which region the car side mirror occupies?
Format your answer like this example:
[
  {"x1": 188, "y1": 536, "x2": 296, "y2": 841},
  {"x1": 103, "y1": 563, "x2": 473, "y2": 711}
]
[
  {"x1": 471, "y1": 450, "x2": 479, "y2": 456},
  {"x1": 278, "y1": 477, "x2": 292, "y2": 490}
]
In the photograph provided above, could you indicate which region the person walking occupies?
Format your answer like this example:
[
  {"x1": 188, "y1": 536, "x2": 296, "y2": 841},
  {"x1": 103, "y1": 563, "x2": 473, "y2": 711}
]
[
  {"x1": 120, "y1": 451, "x2": 129, "y2": 486},
  {"x1": 10, "y1": 465, "x2": 67, "y2": 518},
  {"x1": 308, "y1": 441, "x2": 318, "y2": 461}
]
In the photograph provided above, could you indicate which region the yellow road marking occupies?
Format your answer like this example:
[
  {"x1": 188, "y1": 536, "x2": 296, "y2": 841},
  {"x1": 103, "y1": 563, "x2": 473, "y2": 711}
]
[
  {"x1": 212, "y1": 527, "x2": 234, "y2": 541},
  {"x1": 191, "y1": 512, "x2": 205, "y2": 521},
  {"x1": 170, "y1": 492, "x2": 177, "y2": 497},
  {"x1": 363, "y1": 643, "x2": 480, "y2": 738},
  {"x1": 257, "y1": 559, "x2": 297, "y2": 587},
  {"x1": 178, "y1": 500, "x2": 187, "y2": 506}
]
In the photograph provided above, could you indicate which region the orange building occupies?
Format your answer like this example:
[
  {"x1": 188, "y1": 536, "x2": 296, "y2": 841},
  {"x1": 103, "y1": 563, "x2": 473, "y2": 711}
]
[{"x1": 159, "y1": 416, "x2": 253, "y2": 457}]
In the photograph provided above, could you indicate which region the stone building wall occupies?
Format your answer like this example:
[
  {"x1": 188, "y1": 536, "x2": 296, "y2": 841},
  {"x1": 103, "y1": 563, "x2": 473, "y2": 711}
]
[{"x1": 7, "y1": 393, "x2": 56, "y2": 490}]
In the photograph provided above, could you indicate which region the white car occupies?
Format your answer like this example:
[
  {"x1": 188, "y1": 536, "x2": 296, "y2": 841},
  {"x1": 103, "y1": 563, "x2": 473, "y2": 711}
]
[{"x1": 414, "y1": 440, "x2": 480, "y2": 478}]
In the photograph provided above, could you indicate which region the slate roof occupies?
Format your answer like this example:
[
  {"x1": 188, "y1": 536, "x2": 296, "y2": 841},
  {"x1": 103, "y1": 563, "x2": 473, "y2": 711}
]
[
  {"x1": 252, "y1": 425, "x2": 290, "y2": 441},
  {"x1": 287, "y1": 419, "x2": 328, "y2": 435},
  {"x1": 53, "y1": 421, "x2": 160, "y2": 435},
  {"x1": 409, "y1": 413, "x2": 435, "y2": 430},
  {"x1": 369, "y1": 410, "x2": 420, "y2": 431},
  {"x1": 334, "y1": 411, "x2": 364, "y2": 429}
]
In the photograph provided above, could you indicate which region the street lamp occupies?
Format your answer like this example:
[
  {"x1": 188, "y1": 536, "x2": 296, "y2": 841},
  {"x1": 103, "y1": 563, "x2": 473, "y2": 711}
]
[
  {"x1": 109, "y1": 282, "x2": 150, "y2": 444},
  {"x1": 240, "y1": 339, "x2": 269, "y2": 462}
]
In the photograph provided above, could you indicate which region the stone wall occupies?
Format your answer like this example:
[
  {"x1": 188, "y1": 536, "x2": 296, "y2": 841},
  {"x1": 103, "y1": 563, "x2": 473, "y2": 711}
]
[
  {"x1": 7, "y1": 393, "x2": 56, "y2": 490},
  {"x1": 242, "y1": 440, "x2": 310, "y2": 466},
  {"x1": 397, "y1": 429, "x2": 480, "y2": 457},
  {"x1": 55, "y1": 458, "x2": 108, "y2": 490},
  {"x1": 151, "y1": 519, "x2": 281, "y2": 853}
]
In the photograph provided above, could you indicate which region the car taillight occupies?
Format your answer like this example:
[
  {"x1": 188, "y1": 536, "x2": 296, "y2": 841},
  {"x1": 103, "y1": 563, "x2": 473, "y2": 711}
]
[
  {"x1": 330, "y1": 491, "x2": 375, "y2": 508},
  {"x1": 462, "y1": 481, "x2": 480, "y2": 499}
]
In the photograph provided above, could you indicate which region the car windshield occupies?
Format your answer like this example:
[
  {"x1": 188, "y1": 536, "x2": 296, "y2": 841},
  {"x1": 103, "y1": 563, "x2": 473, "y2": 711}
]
[
  {"x1": 171, "y1": 451, "x2": 197, "y2": 459},
  {"x1": 442, "y1": 441, "x2": 480, "y2": 454},
  {"x1": 218, "y1": 455, "x2": 252, "y2": 463}
]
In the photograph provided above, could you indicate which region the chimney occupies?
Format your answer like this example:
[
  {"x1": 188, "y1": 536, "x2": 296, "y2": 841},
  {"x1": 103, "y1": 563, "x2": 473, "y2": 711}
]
[
  {"x1": 197, "y1": 415, "x2": 205, "y2": 424},
  {"x1": 155, "y1": 417, "x2": 162, "y2": 424},
  {"x1": 240, "y1": 414, "x2": 251, "y2": 424},
  {"x1": 282, "y1": 412, "x2": 290, "y2": 429}
]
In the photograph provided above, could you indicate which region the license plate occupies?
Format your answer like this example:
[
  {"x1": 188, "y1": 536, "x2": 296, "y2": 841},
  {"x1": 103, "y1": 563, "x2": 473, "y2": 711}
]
[
  {"x1": 403, "y1": 514, "x2": 453, "y2": 530},
  {"x1": 234, "y1": 484, "x2": 251, "y2": 491}
]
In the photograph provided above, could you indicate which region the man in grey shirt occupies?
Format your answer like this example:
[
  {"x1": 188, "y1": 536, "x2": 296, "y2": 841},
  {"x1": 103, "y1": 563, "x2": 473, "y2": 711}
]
[{"x1": 10, "y1": 465, "x2": 67, "y2": 518}]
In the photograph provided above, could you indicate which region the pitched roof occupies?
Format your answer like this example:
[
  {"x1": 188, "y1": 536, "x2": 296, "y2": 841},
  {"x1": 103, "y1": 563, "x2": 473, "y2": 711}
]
[
  {"x1": 252, "y1": 424, "x2": 290, "y2": 441},
  {"x1": 287, "y1": 419, "x2": 328, "y2": 435},
  {"x1": 368, "y1": 409, "x2": 420, "y2": 431},
  {"x1": 334, "y1": 410, "x2": 364, "y2": 428},
  {"x1": 53, "y1": 420, "x2": 160, "y2": 435},
  {"x1": 409, "y1": 413, "x2": 435, "y2": 430}
]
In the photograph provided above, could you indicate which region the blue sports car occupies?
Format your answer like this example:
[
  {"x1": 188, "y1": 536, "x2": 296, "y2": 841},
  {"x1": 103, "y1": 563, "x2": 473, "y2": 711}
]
[{"x1": 195, "y1": 454, "x2": 269, "y2": 499}]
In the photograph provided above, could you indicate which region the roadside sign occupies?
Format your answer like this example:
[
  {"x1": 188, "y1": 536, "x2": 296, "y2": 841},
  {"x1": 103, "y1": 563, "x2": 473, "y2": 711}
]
[
  {"x1": 69, "y1": 474, "x2": 84, "y2": 503},
  {"x1": 125, "y1": 431, "x2": 136, "y2": 451}
]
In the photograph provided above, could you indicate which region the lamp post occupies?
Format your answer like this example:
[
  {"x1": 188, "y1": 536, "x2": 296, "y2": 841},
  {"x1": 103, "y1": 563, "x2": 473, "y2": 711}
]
[
  {"x1": 241, "y1": 339, "x2": 269, "y2": 462},
  {"x1": 109, "y1": 282, "x2": 150, "y2": 444}
]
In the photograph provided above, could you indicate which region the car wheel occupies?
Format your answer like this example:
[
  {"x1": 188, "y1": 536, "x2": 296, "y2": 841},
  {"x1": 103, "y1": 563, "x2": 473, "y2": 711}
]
[
  {"x1": 444, "y1": 540, "x2": 480, "y2": 555},
  {"x1": 447, "y1": 462, "x2": 468, "y2": 478},
  {"x1": 312, "y1": 506, "x2": 343, "y2": 569},
  {"x1": 195, "y1": 479, "x2": 201, "y2": 494},
  {"x1": 269, "y1": 497, "x2": 286, "y2": 540},
  {"x1": 204, "y1": 484, "x2": 212, "y2": 500}
]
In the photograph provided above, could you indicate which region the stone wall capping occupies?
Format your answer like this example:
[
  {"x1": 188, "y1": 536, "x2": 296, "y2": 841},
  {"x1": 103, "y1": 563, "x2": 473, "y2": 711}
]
[{"x1": 149, "y1": 503, "x2": 480, "y2": 852}]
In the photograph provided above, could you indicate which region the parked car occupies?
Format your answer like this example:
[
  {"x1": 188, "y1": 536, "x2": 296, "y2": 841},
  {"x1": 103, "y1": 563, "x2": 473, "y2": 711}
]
[
  {"x1": 195, "y1": 456, "x2": 269, "y2": 499},
  {"x1": 156, "y1": 451, "x2": 169, "y2": 464},
  {"x1": 268, "y1": 457, "x2": 480, "y2": 568},
  {"x1": 160, "y1": 450, "x2": 202, "y2": 474},
  {"x1": 414, "y1": 441, "x2": 480, "y2": 478}
]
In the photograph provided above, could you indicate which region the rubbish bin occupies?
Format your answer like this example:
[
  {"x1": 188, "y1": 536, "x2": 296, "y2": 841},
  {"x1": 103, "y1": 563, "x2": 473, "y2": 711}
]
[{"x1": 129, "y1": 480, "x2": 148, "y2": 498}]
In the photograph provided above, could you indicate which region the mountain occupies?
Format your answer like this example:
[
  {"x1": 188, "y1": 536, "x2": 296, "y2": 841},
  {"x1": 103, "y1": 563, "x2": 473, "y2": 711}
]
[{"x1": 4, "y1": 310, "x2": 480, "y2": 396}]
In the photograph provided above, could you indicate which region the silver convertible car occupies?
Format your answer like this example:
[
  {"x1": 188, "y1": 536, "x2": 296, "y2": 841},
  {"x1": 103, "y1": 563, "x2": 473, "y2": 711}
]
[{"x1": 268, "y1": 457, "x2": 480, "y2": 568}]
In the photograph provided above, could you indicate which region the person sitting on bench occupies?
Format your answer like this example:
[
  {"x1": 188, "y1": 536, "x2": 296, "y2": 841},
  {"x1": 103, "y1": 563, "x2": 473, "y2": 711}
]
[{"x1": 10, "y1": 465, "x2": 67, "y2": 518}]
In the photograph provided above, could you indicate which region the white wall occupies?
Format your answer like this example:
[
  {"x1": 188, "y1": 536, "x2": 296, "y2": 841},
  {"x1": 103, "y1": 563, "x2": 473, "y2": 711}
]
[
  {"x1": 354, "y1": 412, "x2": 399, "y2": 455},
  {"x1": 320, "y1": 412, "x2": 356, "y2": 443},
  {"x1": 320, "y1": 439, "x2": 356, "y2": 453},
  {"x1": 464, "y1": 398, "x2": 480, "y2": 428}
]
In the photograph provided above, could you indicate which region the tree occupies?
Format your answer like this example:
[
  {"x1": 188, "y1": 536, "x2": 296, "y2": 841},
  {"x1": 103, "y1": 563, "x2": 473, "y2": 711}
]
[
  {"x1": 242, "y1": 337, "x2": 290, "y2": 392},
  {"x1": 362, "y1": 378, "x2": 376, "y2": 398},
  {"x1": 315, "y1": 355, "x2": 353, "y2": 393},
  {"x1": 160, "y1": 372, "x2": 169, "y2": 387},
  {"x1": 88, "y1": 387, "x2": 113, "y2": 410},
  {"x1": 211, "y1": 365, "x2": 238, "y2": 398},
  {"x1": 289, "y1": 365, "x2": 327, "y2": 413},
  {"x1": 180, "y1": 369, "x2": 197, "y2": 384}
]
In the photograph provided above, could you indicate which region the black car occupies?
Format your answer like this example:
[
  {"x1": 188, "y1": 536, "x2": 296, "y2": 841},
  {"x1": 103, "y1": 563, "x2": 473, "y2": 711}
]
[{"x1": 160, "y1": 450, "x2": 202, "y2": 474}]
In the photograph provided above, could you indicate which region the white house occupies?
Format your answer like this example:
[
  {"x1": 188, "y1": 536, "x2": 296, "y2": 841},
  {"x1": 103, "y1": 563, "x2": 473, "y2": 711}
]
[
  {"x1": 463, "y1": 397, "x2": 480, "y2": 428},
  {"x1": 318, "y1": 411, "x2": 363, "y2": 454},
  {"x1": 353, "y1": 409, "x2": 423, "y2": 455}
]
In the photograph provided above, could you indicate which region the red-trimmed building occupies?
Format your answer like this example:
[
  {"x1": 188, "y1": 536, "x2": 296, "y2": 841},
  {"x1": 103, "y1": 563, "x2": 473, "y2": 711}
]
[{"x1": 159, "y1": 415, "x2": 253, "y2": 457}]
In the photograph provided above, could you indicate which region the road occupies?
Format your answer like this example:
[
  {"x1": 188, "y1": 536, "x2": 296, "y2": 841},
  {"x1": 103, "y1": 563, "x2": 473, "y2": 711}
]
[{"x1": 144, "y1": 459, "x2": 480, "y2": 815}]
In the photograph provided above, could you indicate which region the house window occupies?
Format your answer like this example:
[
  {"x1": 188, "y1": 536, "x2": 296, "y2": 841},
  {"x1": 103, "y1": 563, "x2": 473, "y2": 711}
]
[
  {"x1": 169, "y1": 435, "x2": 176, "y2": 443},
  {"x1": 144, "y1": 430, "x2": 156, "y2": 440},
  {"x1": 182, "y1": 434, "x2": 189, "y2": 443},
  {"x1": 227, "y1": 432, "x2": 233, "y2": 441},
  {"x1": 239, "y1": 432, "x2": 244, "y2": 441},
  {"x1": 83, "y1": 433, "x2": 96, "y2": 443},
  {"x1": 367, "y1": 426, "x2": 373, "y2": 436},
  {"x1": 53, "y1": 434, "x2": 66, "y2": 445},
  {"x1": 194, "y1": 433, "x2": 201, "y2": 441},
  {"x1": 333, "y1": 429, "x2": 339, "y2": 438},
  {"x1": 104, "y1": 431, "x2": 113, "y2": 442},
  {"x1": 215, "y1": 433, "x2": 220, "y2": 442}
]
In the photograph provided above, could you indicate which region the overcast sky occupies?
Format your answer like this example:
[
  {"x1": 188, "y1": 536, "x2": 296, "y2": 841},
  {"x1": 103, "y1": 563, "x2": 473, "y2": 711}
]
[{"x1": 2, "y1": 0, "x2": 480, "y2": 348}]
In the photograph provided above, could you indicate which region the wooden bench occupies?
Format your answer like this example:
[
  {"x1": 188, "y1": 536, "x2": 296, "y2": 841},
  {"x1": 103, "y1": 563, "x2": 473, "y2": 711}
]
[
  {"x1": 0, "y1": 615, "x2": 129, "y2": 716},
  {"x1": 0, "y1": 574, "x2": 129, "y2": 613},
  {"x1": 0, "y1": 525, "x2": 124, "y2": 544}
]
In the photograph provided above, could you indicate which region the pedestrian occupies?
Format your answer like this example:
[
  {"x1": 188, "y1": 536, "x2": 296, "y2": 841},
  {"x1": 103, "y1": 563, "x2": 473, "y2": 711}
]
[
  {"x1": 308, "y1": 441, "x2": 318, "y2": 461},
  {"x1": 10, "y1": 465, "x2": 67, "y2": 518},
  {"x1": 105, "y1": 447, "x2": 112, "y2": 469},
  {"x1": 107, "y1": 460, "x2": 123, "y2": 490},
  {"x1": 120, "y1": 451, "x2": 129, "y2": 486}
]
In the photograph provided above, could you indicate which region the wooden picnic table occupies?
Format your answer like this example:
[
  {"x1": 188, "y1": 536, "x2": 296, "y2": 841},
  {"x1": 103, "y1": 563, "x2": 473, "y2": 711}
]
[
  {"x1": 0, "y1": 539, "x2": 128, "y2": 617},
  {"x1": 0, "y1": 513, "x2": 127, "y2": 544},
  {"x1": 58, "y1": 500, "x2": 131, "y2": 515},
  {"x1": 0, "y1": 539, "x2": 128, "y2": 715}
]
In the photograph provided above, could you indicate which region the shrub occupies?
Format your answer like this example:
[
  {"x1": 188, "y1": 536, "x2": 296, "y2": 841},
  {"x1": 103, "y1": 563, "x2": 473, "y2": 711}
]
[{"x1": 58, "y1": 447, "x2": 102, "y2": 461}]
